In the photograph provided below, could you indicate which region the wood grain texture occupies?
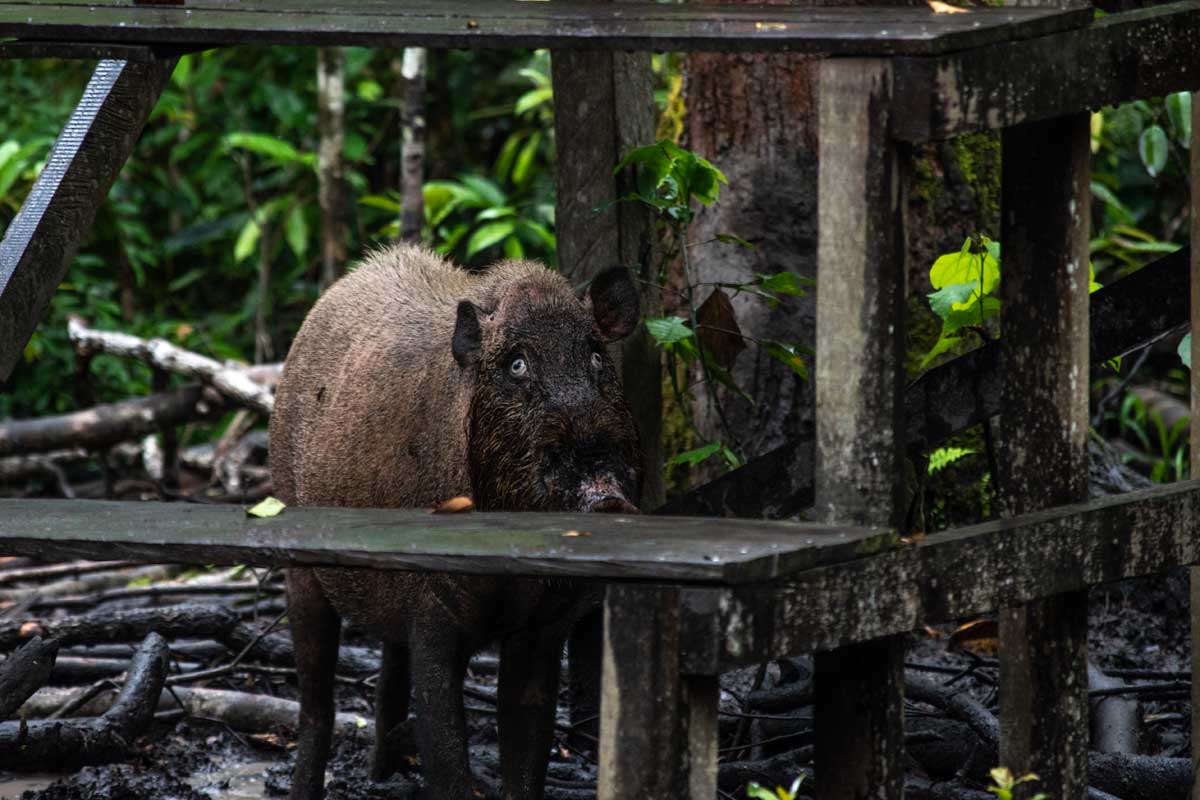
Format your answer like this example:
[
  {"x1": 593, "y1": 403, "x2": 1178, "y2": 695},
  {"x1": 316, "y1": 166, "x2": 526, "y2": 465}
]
[
  {"x1": 812, "y1": 57, "x2": 905, "y2": 800},
  {"x1": 686, "y1": 477, "x2": 1200, "y2": 673},
  {"x1": 0, "y1": 1, "x2": 1091, "y2": 55},
  {"x1": 0, "y1": 498, "x2": 891, "y2": 584},
  {"x1": 0, "y1": 58, "x2": 174, "y2": 381},
  {"x1": 1189, "y1": 86, "x2": 1200, "y2": 800},
  {"x1": 996, "y1": 113, "x2": 1091, "y2": 800},
  {"x1": 893, "y1": 1, "x2": 1200, "y2": 142}
]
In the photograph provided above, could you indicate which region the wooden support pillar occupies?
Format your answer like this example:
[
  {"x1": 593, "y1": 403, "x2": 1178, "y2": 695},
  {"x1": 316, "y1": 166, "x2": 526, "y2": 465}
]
[
  {"x1": 813, "y1": 58, "x2": 906, "y2": 800},
  {"x1": 550, "y1": 40, "x2": 662, "y2": 753},
  {"x1": 996, "y1": 113, "x2": 1091, "y2": 800},
  {"x1": 0, "y1": 58, "x2": 176, "y2": 382},
  {"x1": 597, "y1": 583, "x2": 718, "y2": 800},
  {"x1": 1189, "y1": 93, "x2": 1200, "y2": 800}
]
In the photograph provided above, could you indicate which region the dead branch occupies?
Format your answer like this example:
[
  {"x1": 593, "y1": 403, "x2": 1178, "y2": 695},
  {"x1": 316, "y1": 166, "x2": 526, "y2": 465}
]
[
  {"x1": 0, "y1": 632, "x2": 167, "y2": 770},
  {"x1": 1089, "y1": 662, "x2": 1138, "y2": 754},
  {"x1": 0, "y1": 636, "x2": 58, "y2": 718},
  {"x1": 1088, "y1": 753, "x2": 1190, "y2": 800},
  {"x1": 0, "y1": 386, "x2": 227, "y2": 457},
  {"x1": 68, "y1": 317, "x2": 278, "y2": 414},
  {"x1": 0, "y1": 559, "x2": 138, "y2": 587},
  {"x1": 2, "y1": 564, "x2": 179, "y2": 603},
  {"x1": 49, "y1": 655, "x2": 200, "y2": 684},
  {"x1": 26, "y1": 580, "x2": 281, "y2": 612}
]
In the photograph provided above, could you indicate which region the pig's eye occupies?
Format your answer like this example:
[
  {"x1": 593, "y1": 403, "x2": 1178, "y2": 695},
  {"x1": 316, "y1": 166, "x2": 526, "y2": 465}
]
[
  {"x1": 508, "y1": 356, "x2": 528, "y2": 377},
  {"x1": 591, "y1": 351, "x2": 603, "y2": 369}
]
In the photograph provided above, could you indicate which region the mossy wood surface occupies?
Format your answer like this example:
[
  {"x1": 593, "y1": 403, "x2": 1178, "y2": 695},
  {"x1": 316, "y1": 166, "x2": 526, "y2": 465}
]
[
  {"x1": 0, "y1": 1, "x2": 1089, "y2": 55},
  {"x1": 0, "y1": 498, "x2": 892, "y2": 584}
]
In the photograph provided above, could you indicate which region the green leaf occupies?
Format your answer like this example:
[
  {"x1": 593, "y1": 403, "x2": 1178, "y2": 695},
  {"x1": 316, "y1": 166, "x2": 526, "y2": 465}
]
[
  {"x1": 223, "y1": 132, "x2": 314, "y2": 168},
  {"x1": 456, "y1": 174, "x2": 507, "y2": 208},
  {"x1": 246, "y1": 496, "x2": 286, "y2": 518},
  {"x1": 359, "y1": 193, "x2": 401, "y2": 212},
  {"x1": 929, "y1": 242, "x2": 999, "y2": 294},
  {"x1": 285, "y1": 207, "x2": 308, "y2": 260},
  {"x1": 756, "y1": 272, "x2": 809, "y2": 298},
  {"x1": 764, "y1": 341, "x2": 809, "y2": 380},
  {"x1": 514, "y1": 86, "x2": 553, "y2": 116},
  {"x1": 1090, "y1": 181, "x2": 1134, "y2": 224},
  {"x1": 715, "y1": 232, "x2": 755, "y2": 249},
  {"x1": 645, "y1": 316, "x2": 694, "y2": 346},
  {"x1": 927, "y1": 281, "x2": 980, "y2": 321},
  {"x1": 1179, "y1": 332, "x2": 1191, "y2": 369},
  {"x1": 920, "y1": 334, "x2": 964, "y2": 369},
  {"x1": 234, "y1": 218, "x2": 260, "y2": 263},
  {"x1": 1166, "y1": 91, "x2": 1192, "y2": 147},
  {"x1": 665, "y1": 441, "x2": 722, "y2": 469},
  {"x1": 928, "y1": 446, "x2": 976, "y2": 474},
  {"x1": 466, "y1": 220, "x2": 516, "y2": 257},
  {"x1": 1138, "y1": 125, "x2": 1169, "y2": 177},
  {"x1": 512, "y1": 131, "x2": 542, "y2": 187},
  {"x1": 356, "y1": 79, "x2": 383, "y2": 102}
]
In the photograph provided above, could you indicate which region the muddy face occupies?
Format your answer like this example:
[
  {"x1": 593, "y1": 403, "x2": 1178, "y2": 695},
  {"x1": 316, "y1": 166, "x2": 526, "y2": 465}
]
[{"x1": 453, "y1": 266, "x2": 642, "y2": 513}]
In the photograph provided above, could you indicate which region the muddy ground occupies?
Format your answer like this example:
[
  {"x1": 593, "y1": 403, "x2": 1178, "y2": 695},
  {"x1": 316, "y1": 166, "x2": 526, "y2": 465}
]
[{"x1": 0, "y1": 567, "x2": 1188, "y2": 800}]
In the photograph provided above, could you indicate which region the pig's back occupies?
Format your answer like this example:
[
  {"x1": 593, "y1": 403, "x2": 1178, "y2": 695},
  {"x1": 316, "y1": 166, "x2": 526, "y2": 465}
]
[{"x1": 270, "y1": 245, "x2": 475, "y2": 510}]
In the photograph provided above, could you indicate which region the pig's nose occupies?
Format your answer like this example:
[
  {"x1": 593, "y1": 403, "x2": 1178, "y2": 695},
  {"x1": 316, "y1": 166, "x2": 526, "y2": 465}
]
[{"x1": 585, "y1": 496, "x2": 640, "y2": 514}]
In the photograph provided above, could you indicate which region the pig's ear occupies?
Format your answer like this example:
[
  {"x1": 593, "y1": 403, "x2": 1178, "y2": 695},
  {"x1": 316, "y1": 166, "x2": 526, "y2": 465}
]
[
  {"x1": 452, "y1": 301, "x2": 483, "y2": 367},
  {"x1": 588, "y1": 267, "x2": 640, "y2": 342}
]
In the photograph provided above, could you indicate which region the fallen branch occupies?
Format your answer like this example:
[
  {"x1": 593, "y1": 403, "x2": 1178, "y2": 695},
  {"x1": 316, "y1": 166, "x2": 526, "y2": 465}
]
[
  {"x1": 69, "y1": 318, "x2": 277, "y2": 415},
  {"x1": 0, "y1": 632, "x2": 167, "y2": 770},
  {"x1": 26, "y1": 580, "x2": 282, "y2": 612},
  {"x1": 0, "y1": 559, "x2": 138, "y2": 587},
  {"x1": 0, "y1": 636, "x2": 58, "y2": 718}
]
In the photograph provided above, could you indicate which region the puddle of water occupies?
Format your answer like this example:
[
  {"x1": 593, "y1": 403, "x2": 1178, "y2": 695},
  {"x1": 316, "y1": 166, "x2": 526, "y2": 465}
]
[
  {"x1": 0, "y1": 774, "x2": 61, "y2": 799},
  {"x1": 188, "y1": 760, "x2": 275, "y2": 800}
]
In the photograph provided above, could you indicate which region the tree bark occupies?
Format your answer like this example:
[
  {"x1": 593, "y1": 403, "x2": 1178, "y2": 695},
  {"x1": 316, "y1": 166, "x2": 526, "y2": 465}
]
[
  {"x1": 398, "y1": 47, "x2": 427, "y2": 243},
  {"x1": 317, "y1": 46, "x2": 348, "y2": 291}
]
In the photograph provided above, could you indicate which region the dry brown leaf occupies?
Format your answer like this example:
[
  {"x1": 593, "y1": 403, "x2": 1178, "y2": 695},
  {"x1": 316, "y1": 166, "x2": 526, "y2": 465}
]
[
  {"x1": 900, "y1": 531, "x2": 927, "y2": 546},
  {"x1": 948, "y1": 617, "x2": 998, "y2": 656},
  {"x1": 928, "y1": 0, "x2": 969, "y2": 12},
  {"x1": 561, "y1": 530, "x2": 592, "y2": 538},
  {"x1": 432, "y1": 496, "x2": 475, "y2": 514},
  {"x1": 696, "y1": 288, "x2": 746, "y2": 371},
  {"x1": 18, "y1": 621, "x2": 42, "y2": 638}
]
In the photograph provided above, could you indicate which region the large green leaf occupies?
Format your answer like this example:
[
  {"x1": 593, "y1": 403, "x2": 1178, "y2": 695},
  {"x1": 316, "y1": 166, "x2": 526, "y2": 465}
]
[
  {"x1": 665, "y1": 441, "x2": 722, "y2": 469},
  {"x1": 223, "y1": 132, "x2": 314, "y2": 168},
  {"x1": 645, "y1": 316, "x2": 693, "y2": 346},
  {"x1": 285, "y1": 206, "x2": 308, "y2": 259},
  {"x1": 1166, "y1": 91, "x2": 1192, "y2": 147},
  {"x1": 1180, "y1": 332, "x2": 1191, "y2": 369},
  {"x1": 927, "y1": 281, "x2": 979, "y2": 322},
  {"x1": 466, "y1": 220, "x2": 516, "y2": 256},
  {"x1": 929, "y1": 240, "x2": 999, "y2": 294},
  {"x1": 1138, "y1": 125, "x2": 1169, "y2": 177}
]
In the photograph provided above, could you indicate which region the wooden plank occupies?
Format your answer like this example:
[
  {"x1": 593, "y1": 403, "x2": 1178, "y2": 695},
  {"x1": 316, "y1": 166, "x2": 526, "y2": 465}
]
[
  {"x1": 0, "y1": 1, "x2": 1092, "y2": 56},
  {"x1": 0, "y1": 498, "x2": 892, "y2": 584},
  {"x1": 659, "y1": 244, "x2": 1191, "y2": 518},
  {"x1": 684, "y1": 477, "x2": 1200, "y2": 673},
  {"x1": 597, "y1": 584, "x2": 717, "y2": 800},
  {"x1": 995, "y1": 113, "x2": 1091, "y2": 800},
  {"x1": 0, "y1": 58, "x2": 175, "y2": 382},
  {"x1": 894, "y1": 1, "x2": 1200, "y2": 142},
  {"x1": 813, "y1": 57, "x2": 906, "y2": 800}
]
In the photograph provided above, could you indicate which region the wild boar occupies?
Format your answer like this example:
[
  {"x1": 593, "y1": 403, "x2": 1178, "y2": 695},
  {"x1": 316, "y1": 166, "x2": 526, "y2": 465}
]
[{"x1": 269, "y1": 244, "x2": 643, "y2": 800}]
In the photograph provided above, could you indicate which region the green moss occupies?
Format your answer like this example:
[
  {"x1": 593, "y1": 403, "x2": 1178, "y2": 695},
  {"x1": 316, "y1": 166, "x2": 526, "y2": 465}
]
[
  {"x1": 660, "y1": 363, "x2": 696, "y2": 497},
  {"x1": 911, "y1": 151, "x2": 943, "y2": 206},
  {"x1": 952, "y1": 132, "x2": 1001, "y2": 229}
]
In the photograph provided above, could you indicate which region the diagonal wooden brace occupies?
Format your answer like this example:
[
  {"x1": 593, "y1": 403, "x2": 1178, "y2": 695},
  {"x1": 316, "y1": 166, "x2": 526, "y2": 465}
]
[{"x1": 0, "y1": 56, "x2": 176, "y2": 382}]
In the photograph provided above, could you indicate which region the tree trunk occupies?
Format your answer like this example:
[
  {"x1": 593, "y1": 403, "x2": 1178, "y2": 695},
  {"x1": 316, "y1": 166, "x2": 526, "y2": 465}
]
[
  {"x1": 317, "y1": 47, "x2": 348, "y2": 292},
  {"x1": 398, "y1": 47, "x2": 427, "y2": 244}
]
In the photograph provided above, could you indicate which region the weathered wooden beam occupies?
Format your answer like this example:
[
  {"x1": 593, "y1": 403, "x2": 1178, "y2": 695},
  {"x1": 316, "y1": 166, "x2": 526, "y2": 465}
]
[
  {"x1": 0, "y1": 58, "x2": 175, "y2": 382},
  {"x1": 683, "y1": 477, "x2": 1200, "y2": 673},
  {"x1": 995, "y1": 113, "x2": 1091, "y2": 800},
  {"x1": 659, "y1": 243, "x2": 1190, "y2": 518},
  {"x1": 893, "y1": 1, "x2": 1200, "y2": 142},
  {"x1": 1189, "y1": 87, "x2": 1200, "y2": 800},
  {"x1": 0, "y1": 2, "x2": 1091, "y2": 56},
  {"x1": 597, "y1": 584, "x2": 717, "y2": 800},
  {"x1": 812, "y1": 57, "x2": 906, "y2": 800},
  {"x1": 0, "y1": 497, "x2": 889, "y2": 585}
]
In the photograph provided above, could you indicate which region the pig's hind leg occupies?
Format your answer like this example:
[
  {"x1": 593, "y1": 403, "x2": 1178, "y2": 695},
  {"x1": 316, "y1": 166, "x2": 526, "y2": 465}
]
[
  {"x1": 498, "y1": 629, "x2": 566, "y2": 800},
  {"x1": 286, "y1": 568, "x2": 343, "y2": 800},
  {"x1": 371, "y1": 639, "x2": 411, "y2": 781}
]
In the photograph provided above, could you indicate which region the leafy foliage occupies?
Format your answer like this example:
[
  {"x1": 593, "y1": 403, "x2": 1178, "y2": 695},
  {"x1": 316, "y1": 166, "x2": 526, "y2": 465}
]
[{"x1": 987, "y1": 768, "x2": 1048, "y2": 800}]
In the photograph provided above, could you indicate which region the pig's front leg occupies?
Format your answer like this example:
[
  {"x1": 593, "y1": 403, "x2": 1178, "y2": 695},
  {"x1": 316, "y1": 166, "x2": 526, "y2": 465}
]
[
  {"x1": 498, "y1": 629, "x2": 566, "y2": 800},
  {"x1": 409, "y1": 623, "x2": 472, "y2": 800},
  {"x1": 286, "y1": 568, "x2": 343, "y2": 800}
]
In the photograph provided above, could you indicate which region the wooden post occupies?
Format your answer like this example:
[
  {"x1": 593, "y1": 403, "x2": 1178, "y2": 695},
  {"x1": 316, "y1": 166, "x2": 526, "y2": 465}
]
[
  {"x1": 1190, "y1": 93, "x2": 1200, "y2": 800},
  {"x1": 996, "y1": 113, "x2": 1091, "y2": 800},
  {"x1": 550, "y1": 39, "x2": 662, "y2": 755},
  {"x1": 0, "y1": 58, "x2": 176, "y2": 382},
  {"x1": 813, "y1": 58, "x2": 906, "y2": 800},
  {"x1": 597, "y1": 584, "x2": 718, "y2": 800}
]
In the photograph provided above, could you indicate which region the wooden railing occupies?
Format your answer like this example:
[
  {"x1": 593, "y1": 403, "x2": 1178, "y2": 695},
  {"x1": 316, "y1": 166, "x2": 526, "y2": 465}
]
[{"x1": 1, "y1": 4, "x2": 1198, "y2": 799}]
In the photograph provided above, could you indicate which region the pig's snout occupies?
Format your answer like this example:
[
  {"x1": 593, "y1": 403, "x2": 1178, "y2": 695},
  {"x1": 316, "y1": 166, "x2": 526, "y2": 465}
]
[{"x1": 585, "y1": 495, "x2": 639, "y2": 514}]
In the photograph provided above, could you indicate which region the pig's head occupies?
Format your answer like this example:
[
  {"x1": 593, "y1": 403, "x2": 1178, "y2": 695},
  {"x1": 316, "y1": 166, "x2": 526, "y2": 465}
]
[{"x1": 453, "y1": 265, "x2": 643, "y2": 514}]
